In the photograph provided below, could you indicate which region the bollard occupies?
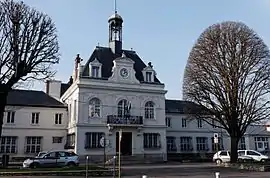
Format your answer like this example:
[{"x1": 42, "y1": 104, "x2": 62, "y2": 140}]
[
  {"x1": 86, "y1": 156, "x2": 89, "y2": 178},
  {"x1": 215, "y1": 172, "x2": 220, "y2": 178},
  {"x1": 142, "y1": 175, "x2": 147, "y2": 178},
  {"x1": 113, "y1": 156, "x2": 116, "y2": 178}
]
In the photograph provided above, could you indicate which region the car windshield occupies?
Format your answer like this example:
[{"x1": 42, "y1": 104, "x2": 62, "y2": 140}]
[{"x1": 37, "y1": 152, "x2": 47, "y2": 157}]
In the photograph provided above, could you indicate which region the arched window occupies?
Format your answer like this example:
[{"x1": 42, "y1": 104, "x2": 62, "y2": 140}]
[
  {"x1": 89, "y1": 98, "x2": 101, "y2": 117},
  {"x1": 118, "y1": 99, "x2": 129, "y2": 117},
  {"x1": 145, "y1": 101, "x2": 155, "y2": 119}
]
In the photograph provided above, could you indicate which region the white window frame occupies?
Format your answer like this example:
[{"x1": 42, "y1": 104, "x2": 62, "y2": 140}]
[
  {"x1": 89, "y1": 98, "x2": 101, "y2": 118},
  {"x1": 85, "y1": 132, "x2": 104, "y2": 149},
  {"x1": 180, "y1": 137, "x2": 193, "y2": 151},
  {"x1": 166, "y1": 117, "x2": 171, "y2": 127},
  {"x1": 55, "y1": 113, "x2": 63, "y2": 125},
  {"x1": 145, "y1": 101, "x2": 155, "y2": 119},
  {"x1": 166, "y1": 136, "x2": 176, "y2": 152},
  {"x1": 197, "y1": 119, "x2": 203, "y2": 128},
  {"x1": 52, "y1": 137, "x2": 63, "y2": 144},
  {"x1": 254, "y1": 137, "x2": 269, "y2": 151},
  {"x1": 182, "y1": 118, "x2": 187, "y2": 128},
  {"x1": 25, "y1": 136, "x2": 42, "y2": 154},
  {"x1": 196, "y1": 137, "x2": 208, "y2": 151},
  {"x1": 31, "y1": 112, "x2": 39, "y2": 125},
  {"x1": 0, "y1": 136, "x2": 17, "y2": 153},
  {"x1": 143, "y1": 133, "x2": 161, "y2": 149},
  {"x1": 6, "y1": 111, "x2": 15, "y2": 124},
  {"x1": 91, "y1": 66, "x2": 99, "y2": 78},
  {"x1": 117, "y1": 99, "x2": 128, "y2": 117}
]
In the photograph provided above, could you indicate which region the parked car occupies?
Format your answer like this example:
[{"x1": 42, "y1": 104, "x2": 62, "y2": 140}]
[
  {"x1": 238, "y1": 150, "x2": 269, "y2": 162},
  {"x1": 213, "y1": 150, "x2": 253, "y2": 164},
  {"x1": 23, "y1": 150, "x2": 79, "y2": 168}
]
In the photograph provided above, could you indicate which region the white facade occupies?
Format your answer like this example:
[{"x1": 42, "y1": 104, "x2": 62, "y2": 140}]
[
  {"x1": 61, "y1": 60, "x2": 167, "y2": 161},
  {"x1": 1, "y1": 105, "x2": 67, "y2": 157}
]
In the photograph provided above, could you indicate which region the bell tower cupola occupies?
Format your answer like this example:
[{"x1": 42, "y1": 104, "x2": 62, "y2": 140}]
[{"x1": 108, "y1": 0, "x2": 123, "y2": 55}]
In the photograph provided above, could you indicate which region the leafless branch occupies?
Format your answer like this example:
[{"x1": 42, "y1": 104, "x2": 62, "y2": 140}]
[{"x1": 0, "y1": 0, "x2": 60, "y2": 89}]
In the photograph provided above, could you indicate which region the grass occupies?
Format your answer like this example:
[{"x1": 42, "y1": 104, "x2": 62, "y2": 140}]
[{"x1": 0, "y1": 165, "x2": 108, "y2": 172}]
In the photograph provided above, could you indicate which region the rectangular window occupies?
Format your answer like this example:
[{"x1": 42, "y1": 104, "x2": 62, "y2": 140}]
[
  {"x1": 182, "y1": 118, "x2": 187, "y2": 128},
  {"x1": 0, "y1": 136, "x2": 17, "y2": 153},
  {"x1": 238, "y1": 137, "x2": 246, "y2": 150},
  {"x1": 254, "y1": 137, "x2": 269, "y2": 151},
  {"x1": 65, "y1": 133, "x2": 75, "y2": 149},
  {"x1": 180, "y1": 137, "x2": 193, "y2": 151},
  {"x1": 211, "y1": 137, "x2": 223, "y2": 151},
  {"x1": 197, "y1": 119, "x2": 203, "y2": 128},
  {"x1": 143, "y1": 133, "x2": 160, "y2": 149},
  {"x1": 6, "y1": 111, "x2": 15, "y2": 124},
  {"x1": 146, "y1": 72, "x2": 152, "y2": 82},
  {"x1": 166, "y1": 136, "x2": 176, "y2": 152},
  {"x1": 55, "y1": 113, "x2": 63, "y2": 125},
  {"x1": 91, "y1": 66, "x2": 99, "y2": 78},
  {"x1": 52, "y1": 137, "x2": 63, "y2": 143},
  {"x1": 73, "y1": 100, "x2": 77, "y2": 122},
  {"x1": 25, "y1": 136, "x2": 42, "y2": 153},
  {"x1": 166, "y1": 117, "x2": 171, "y2": 127},
  {"x1": 31, "y1": 113, "x2": 39, "y2": 125},
  {"x1": 85, "y1": 132, "x2": 104, "y2": 149},
  {"x1": 196, "y1": 137, "x2": 208, "y2": 151}
]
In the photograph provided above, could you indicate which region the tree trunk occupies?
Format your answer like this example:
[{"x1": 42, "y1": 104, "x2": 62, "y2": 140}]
[
  {"x1": 230, "y1": 136, "x2": 239, "y2": 163},
  {"x1": 0, "y1": 87, "x2": 9, "y2": 138}
]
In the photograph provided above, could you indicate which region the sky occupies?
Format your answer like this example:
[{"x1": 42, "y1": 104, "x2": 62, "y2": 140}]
[{"x1": 20, "y1": 0, "x2": 270, "y2": 100}]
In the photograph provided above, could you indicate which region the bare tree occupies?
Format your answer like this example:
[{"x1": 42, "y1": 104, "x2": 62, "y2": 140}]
[
  {"x1": 0, "y1": 0, "x2": 59, "y2": 136},
  {"x1": 183, "y1": 21, "x2": 270, "y2": 163}
]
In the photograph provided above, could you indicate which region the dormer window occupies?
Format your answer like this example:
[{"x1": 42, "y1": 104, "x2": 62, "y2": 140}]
[
  {"x1": 146, "y1": 72, "x2": 152, "y2": 82},
  {"x1": 91, "y1": 66, "x2": 99, "y2": 78},
  {"x1": 90, "y1": 58, "x2": 102, "y2": 78},
  {"x1": 142, "y1": 62, "x2": 156, "y2": 83}
]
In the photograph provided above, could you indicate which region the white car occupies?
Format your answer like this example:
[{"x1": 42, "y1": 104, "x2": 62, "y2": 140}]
[
  {"x1": 238, "y1": 150, "x2": 269, "y2": 162},
  {"x1": 23, "y1": 150, "x2": 79, "y2": 168},
  {"x1": 213, "y1": 150, "x2": 253, "y2": 164}
]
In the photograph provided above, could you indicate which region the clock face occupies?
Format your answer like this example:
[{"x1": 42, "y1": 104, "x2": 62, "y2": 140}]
[{"x1": 120, "y1": 68, "x2": 129, "y2": 78}]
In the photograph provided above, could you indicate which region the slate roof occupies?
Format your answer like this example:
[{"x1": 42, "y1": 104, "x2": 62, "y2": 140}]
[
  {"x1": 81, "y1": 46, "x2": 162, "y2": 84},
  {"x1": 165, "y1": 99, "x2": 208, "y2": 114},
  {"x1": 6, "y1": 89, "x2": 67, "y2": 108}
]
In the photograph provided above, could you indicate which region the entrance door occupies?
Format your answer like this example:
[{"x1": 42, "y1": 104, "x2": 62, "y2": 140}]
[{"x1": 116, "y1": 132, "x2": 132, "y2": 155}]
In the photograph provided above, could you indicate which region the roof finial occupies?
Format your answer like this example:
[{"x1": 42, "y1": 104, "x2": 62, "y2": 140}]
[{"x1": 114, "y1": 0, "x2": 117, "y2": 13}]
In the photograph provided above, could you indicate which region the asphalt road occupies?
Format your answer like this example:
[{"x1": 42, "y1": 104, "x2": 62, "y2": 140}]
[{"x1": 1, "y1": 163, "x2": 270, "y2": 178}]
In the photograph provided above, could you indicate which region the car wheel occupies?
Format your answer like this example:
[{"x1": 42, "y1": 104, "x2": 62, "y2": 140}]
[
  {"x1": 30, "y1": 162, "x2": 40, "y2": 169},
  {"x1": 67, "y1": 162, "x2": 76, "y2": 167},
  {"x1": 215, "y1": 159, "x2": 222, "y2": 164},
  {"x1": 261, "y1": 159, "x2": 266, "y2": 163}
]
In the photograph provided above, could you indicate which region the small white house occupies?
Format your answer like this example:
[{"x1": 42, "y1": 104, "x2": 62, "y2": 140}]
[{"x1": 1, "y1": 89, "x2": 67, "y2": 157}]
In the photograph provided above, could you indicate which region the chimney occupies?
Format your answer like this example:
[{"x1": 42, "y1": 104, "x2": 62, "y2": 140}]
[
  {"x1": 45, "y1": 80, "x2": 62, "y2": 100},
  {"x1": 74, "y1": 54, "x2": 83, "y2": 80}
]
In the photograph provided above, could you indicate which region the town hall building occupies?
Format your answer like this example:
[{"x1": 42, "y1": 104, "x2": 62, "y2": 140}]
[{"x1": 59, "y1": 11, "x2": 167, "y2": 161}]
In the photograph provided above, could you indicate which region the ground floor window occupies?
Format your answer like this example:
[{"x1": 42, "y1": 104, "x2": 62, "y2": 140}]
[
  {"x1": 85, "y1": 132, "x2": 104, "y2": 149},
  {"x1": 238, "y1": 137, "x2": 246, "y2": 150},
  {"x1": 144, "y1": 133, "x2": 161, "y2": 149},
  {"x1": 211, "y1": 137, "x2": 223, "y2": 152},
  {"x1": 65, "y1": 133, "x2": 75, "y2": 149},
  {"x1": 196, "y1": 137, "x2": 208, "y2": 151},
  {"x1": 0, "y1": 136, "x2": 17, "y2": 153},
  {"x1": 254, "y1": 137, "x2": 269, "y2": 151},
  {"x1": 166, "y1": 136, "x2": 176, "y2": 152},
  {"x1": 180, "y1": 137, "x2": 193, "y2": 151},
  {"x1": 25, "y1": 136, "x2": 42, "y2": 154}
]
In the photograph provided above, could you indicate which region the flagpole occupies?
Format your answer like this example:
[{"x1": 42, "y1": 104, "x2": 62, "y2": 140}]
[{"x1": 118, "y1": 129, "x2": 122, "y2": 178}]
